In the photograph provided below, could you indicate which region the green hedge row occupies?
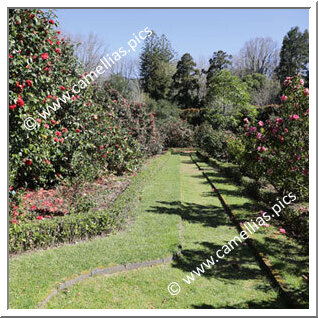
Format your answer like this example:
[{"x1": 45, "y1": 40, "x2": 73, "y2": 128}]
[
  {"x1": 9, "y1": 151, "x2": 172, "y2": 253},
  {"x1": 196, "y1": 150, "x2": 278, "y2": 204}
]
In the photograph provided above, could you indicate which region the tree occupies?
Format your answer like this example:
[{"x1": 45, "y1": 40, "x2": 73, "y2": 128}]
[
  {"x1": 276, "y1": 27, "x2": 309, "y2": 84},
  {"x1": 204, "y1": 50, "x2": 232, "y2": 88},
  {"x1": 139, "y1": 32, "x2": 175, "y2": 100},
  {"x1": 71, "y1": 32, "x2": 109, "y2": 72},
  {"x1": 242, "y1": 73, "x2": 280, "y2": 106},
  {"x1": 233, "y1": 37, "x2": 279, "y2": 77},
  {"x1": 172, "y1": 53, "x2": 200, "y2": 108},
  {"x1": 204, "y1": 69, "x2": 256, "y2": 131}
]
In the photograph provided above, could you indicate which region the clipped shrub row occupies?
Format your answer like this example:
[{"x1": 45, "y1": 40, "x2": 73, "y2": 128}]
[
  {"x1": 9, "y1": 151, "x2": 171, "y2": 253},
  {"x1": 196, "y1": 150, "x2": 278, "y2": 204}
]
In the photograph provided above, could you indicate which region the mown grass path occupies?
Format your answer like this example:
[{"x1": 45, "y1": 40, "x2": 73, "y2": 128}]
[{"x1": 34, "y1": 153, "x2": 287, "y2": 309}]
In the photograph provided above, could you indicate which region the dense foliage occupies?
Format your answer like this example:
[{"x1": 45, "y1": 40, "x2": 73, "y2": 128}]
[
  {"x1": 228, "y1": 76, "x2": 309, "y2": 199},
  {"x1": 9, "y1": 9, "x2": 162, "y2": 227}
]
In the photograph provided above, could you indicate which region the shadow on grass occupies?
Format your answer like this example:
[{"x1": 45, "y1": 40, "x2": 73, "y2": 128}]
[{"x1": 147, "y1": 154, "x2": 299, "y2": 308}]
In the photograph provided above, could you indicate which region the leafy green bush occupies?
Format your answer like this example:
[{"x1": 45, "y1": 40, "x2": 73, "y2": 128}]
[{"x1": 194, "y1": 122, "x2": 233, "y2": 160}]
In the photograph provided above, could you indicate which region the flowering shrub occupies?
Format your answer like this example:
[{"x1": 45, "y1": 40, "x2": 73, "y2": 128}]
[
  {"x1": 9, "y1": 9, "x2": 163, "y2": 229},
  {"x1": 159, "y1": 118, "x2": 194, "y2": 148},
  {"x1": 229, "y1": 76, "x2": 309, "y2": 199}
]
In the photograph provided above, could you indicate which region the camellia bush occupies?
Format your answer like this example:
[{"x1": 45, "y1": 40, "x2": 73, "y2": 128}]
[
  {"x1": 227, "y1": 75, "x2": 309, "y2": 199},
  {"x1": 9, "y1": 9, "x2": 162, "y2": 227}
]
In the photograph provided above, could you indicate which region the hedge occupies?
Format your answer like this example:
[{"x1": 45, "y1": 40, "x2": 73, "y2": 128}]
[
  {"x1": 9, "y1": 151, "x2": 171, "y2": 253},
  {"x1": 196, "y1": 150, "x2": 278, "y2": 204}
]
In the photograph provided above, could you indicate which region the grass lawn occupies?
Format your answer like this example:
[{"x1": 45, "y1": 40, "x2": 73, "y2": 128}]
[
  {"x1": 9, "y1": 152, "x2": 181, "y2": 309},
  {"x1": 40, "y1": 153, "x2": 286, "y2": 309}
]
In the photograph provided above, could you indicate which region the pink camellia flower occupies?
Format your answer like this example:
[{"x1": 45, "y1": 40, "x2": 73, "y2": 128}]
[
  {"x1": 300, "y1": 79, "x2": 304, "y2": 85},
  {"x1": 243, "y1": 118, "x2": 249, "y2": 123},
  {"x1": 256, "y1": 132, "x2": 262, "y2": 140},
  {"x1": 249, "y1": 126, "x2": 256, "y2": 133},
  {"x1": 284, "y1": 128, "x2": 288, "y2": 133},
  {"x1": 258, "y1": 121, "x2": 264, "y2": 127},
  {"x1": 281, "y1": 95, "x2": 287, "y2": 102},
  {"x1": 290, "y1": 114, "x2": 300, "y2": 121},
  {"x1": 31, "y1": 205, "x2": 37, "y2": 210},
  {"x1": 263, "y1": 223, "x2": 270, "y2": 227},
  {"x1": 280, "y1": 137, "x2": 284, "y2": 143},
  {"x1": 44, "y1": 124, "x2": 49, "y2": 129},
  {"x1": 275, "y1": 118, "x2": 283, "y2": 124},
  {"x1": 303, "y1": 88, "x2": 309, "y2": 96},
  {"x1": 279, "y1": 228, "x2": 286, "y2": 234}
]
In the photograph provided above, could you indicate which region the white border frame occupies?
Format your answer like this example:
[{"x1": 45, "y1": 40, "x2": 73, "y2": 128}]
[{"x1": 2, "y1": 1, "x2": 316, "y2": 316}]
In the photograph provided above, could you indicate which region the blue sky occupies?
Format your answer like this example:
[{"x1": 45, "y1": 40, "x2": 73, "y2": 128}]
[{"x1": 57, "y1": 9, "x2": 309, "y2": 61}]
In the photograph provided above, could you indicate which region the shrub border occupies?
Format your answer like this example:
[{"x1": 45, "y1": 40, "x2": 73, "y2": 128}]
[{"x1": 9, "y1": 151, "x2": 172, "y2": 254}]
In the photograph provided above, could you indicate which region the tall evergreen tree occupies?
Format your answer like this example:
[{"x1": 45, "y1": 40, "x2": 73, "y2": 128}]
[
  {"x1": 276, "y1": 26, "x2": 309, "y2": 84},
  {"x1": 139, "y1": 32, "x2": 175, "y2": 100},
  {"x1": 204, "y1": 50, "x2": 232, "y2": 88},
  {"x1": 172, "y1": 53, "x2": 199, "y2": 108}
]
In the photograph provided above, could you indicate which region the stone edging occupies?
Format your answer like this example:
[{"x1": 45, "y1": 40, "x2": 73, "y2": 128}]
[{"x1": 189, "y1": 153, "x2": 301, "y2": 309}]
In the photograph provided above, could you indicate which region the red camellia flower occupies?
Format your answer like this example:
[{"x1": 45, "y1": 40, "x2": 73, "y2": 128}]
[
  {"x1": 36, "y1": 215, "x2": 43, "y2": 220},
  {"x1": 55, "y1": 131, "x2": 62, "y2": 137},
  {"x1": 51, "y1": 119, "x2": 56, "y2": 125},
  {"x1": 76, "y1": 128, "x2": 81, "y2": 133},
  {"x1": 24, "y1": 159, "x2": 32, "y2": 166},
  {"x1": 17, "y1": 98, "x2": 24, "y2": 107},
  {"x1": 60, "y1": 86, "x2": 66, "y2": 91},
  {"x1": 57, "y1": 40, "x2": 61, "y2": 45},
  {"x1": 57, "y1": 31, "x2": 61, "y2": 34},
  {"x1": 115, "y1": 144, "x2": 119, "y2": 148},
  {"x1": 62, "y1": 127, "x2": 68, "y2": 133},
  {"x1": 53, "y1": 137, "x2": 59, "y2": 142},
  {"x1": 99, "y1": 145, "x2": 104, "y2": 150},
  {"x1": 29, "y1": 13, "x2": 35, "y2": 19},
  {"x1": 26, "y1": 79, "x2": 32, "y2": 87},
  {"x1": 36, "y1": 119, "x2": 41, "y2": 123},
  {"x1": 60, "y1": 138, "x2": 64, "y2": 143},
  {"x1": 281, "y1": 95, "x2": 287, "y2": 102},
  {"x1": 49, "y1": 19, "x2": 55, "y2": 24},
  {"x1": 31, "y1": 205, "x2": 37, "y2": 210},
  {"x1": 55, "y1": 48, "x2": 61, "y2": 54},
  {"x1": 9, "y1": 104, "x2": 17, "y2": 110},
  {"x1": 41, "y1": 52, "x2": 49, "y2": 60},
  {"x1": 44, "y1": 124, "x2": 49, "y2": 129}
]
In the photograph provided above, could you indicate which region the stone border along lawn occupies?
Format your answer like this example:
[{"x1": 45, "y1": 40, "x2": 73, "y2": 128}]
[
  {"x1": 35, "y1": 152, "x2": 294, "y2": 309},
  {"x1": 192, "y1": 153, "x2": 309, "y2": 308}
]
